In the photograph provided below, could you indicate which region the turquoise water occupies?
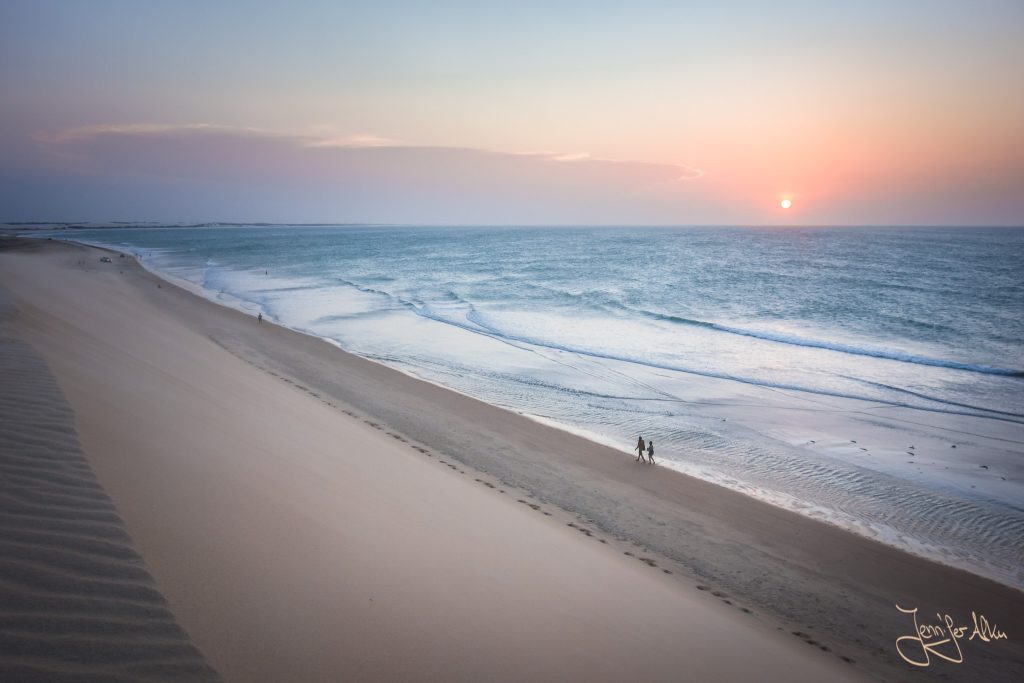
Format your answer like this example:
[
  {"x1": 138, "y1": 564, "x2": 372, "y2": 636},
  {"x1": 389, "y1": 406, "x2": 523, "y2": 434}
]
[{"x1": 50, "y1": 224, "x2": 1024, "y2": 586}]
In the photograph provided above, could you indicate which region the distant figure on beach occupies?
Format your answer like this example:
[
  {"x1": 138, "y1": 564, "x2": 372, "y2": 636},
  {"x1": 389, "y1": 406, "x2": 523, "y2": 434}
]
[
  {"x1": 647, "y1": 440, "x2": 655, "y2": 465},
  {"x1": 636, "y1": 436, "x2": 646, "y2": 463},
  {"x1": 258, "y1": 312, "x2": 263, "y2": 323}
]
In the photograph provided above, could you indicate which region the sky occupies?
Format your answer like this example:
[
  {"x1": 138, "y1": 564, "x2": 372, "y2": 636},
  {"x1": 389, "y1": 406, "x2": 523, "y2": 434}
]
[{"x1": 2, "y1": 0, "x2": 1022, "y2": 225}]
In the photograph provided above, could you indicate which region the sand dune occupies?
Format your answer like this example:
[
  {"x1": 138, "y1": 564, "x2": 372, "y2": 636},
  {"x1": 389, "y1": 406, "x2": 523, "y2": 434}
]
[
  {"x1": 0, "y1": 291, "x2": 220, "y2": 681},
  {"x1": 0, "y1": 240, "x2": 878, "y2": 681}
]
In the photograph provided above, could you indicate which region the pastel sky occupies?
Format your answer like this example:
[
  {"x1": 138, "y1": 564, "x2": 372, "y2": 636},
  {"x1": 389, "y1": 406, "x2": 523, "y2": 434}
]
[{"x1": 2, "y1": 0, "x2": 1022, "y2": 225}]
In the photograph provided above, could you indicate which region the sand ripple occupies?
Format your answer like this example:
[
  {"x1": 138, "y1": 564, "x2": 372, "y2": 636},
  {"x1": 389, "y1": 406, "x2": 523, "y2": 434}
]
[{"x1": 0, "y1": 301, "x2": 220, "y2": 681}]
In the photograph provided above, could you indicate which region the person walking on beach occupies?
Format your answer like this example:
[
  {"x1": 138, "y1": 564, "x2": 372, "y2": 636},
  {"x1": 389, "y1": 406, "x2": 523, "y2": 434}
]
[
  {"x1": 647, "y1": 439, "x2": 655, "y2": 465},
  {"x1": 636, "y1": 436, "x2": 646, "y2": 463},
  {"x1": 258, "y1": 312, "x2": 263, "y2": 324}
]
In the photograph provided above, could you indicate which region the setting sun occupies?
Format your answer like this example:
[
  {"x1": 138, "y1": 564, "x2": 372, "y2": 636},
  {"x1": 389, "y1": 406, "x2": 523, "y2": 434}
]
[{"x1": 780, "y1": 199, "x2": 792, "y2": 209}]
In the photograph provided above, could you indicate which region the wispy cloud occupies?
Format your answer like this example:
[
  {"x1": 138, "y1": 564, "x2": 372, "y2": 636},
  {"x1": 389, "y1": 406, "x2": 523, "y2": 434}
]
[
  {"x1": 36, "y1": 123, "x2": 703, "y2": 180},
  {"x1": 24, "y1": 122, "x2": 712, "y2": 223},
  {"x1": 304, "y1": 134, "x2": 404, "y2": 149},
  {"x1": 551, "y1": 152, "x2": 592, "y2": 162},
  {"x1": 546, "y1": 151, "x2": 702, "y2": 180},
  {"x1": 34, "y1": 123, "x2": 271, "y2": 144}
]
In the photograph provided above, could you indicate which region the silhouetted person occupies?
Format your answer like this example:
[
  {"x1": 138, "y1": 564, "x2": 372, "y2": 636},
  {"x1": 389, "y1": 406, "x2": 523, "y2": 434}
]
[
  {"x1": 647, "y1": 440, "x2": 655, "y2": 465},
  {"x1": 636, "y1": 436, "x2": 646, "y2": 463},
  {"x1": 258, "y1": 312, "x2": 263, "y2": 323}
]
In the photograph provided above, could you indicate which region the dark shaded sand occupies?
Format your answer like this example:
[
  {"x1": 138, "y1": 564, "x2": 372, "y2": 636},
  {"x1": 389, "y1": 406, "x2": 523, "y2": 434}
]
[
  {"x1": 0, "y1": 287, "x2": 220, "y2": 681},
  {"x1": 3, "y1": 237, "x2": 1022, "y2": 681}
]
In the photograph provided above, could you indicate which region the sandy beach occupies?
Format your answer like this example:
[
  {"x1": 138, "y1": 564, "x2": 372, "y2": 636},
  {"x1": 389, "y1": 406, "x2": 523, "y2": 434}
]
[{"x1": 1, "y1": 237, "x2": 1021, "y2": 682}]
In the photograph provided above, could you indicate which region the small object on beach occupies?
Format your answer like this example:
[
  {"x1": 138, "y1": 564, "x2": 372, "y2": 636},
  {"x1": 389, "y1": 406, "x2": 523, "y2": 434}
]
[
  {"x1": 99, "y1": 256, "x2": 111, "y2": 262},
  {"x1": 908, "y1": 446, "x2": 914, "y2": 449},
  {"x1": 979, "y1": 464, "x2": 988, "y2": 469},
  {"x1": 850, "y1": 440, "x2": 856, "y2": 443},
  {"x1": 951, "y1": 444, "x2": 957, "y2": 448}
]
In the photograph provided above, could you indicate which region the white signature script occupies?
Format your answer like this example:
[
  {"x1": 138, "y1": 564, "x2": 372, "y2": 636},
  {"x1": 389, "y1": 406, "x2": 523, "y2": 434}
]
[{"x1": 895, "y1": 604, "x2": 1008, "y2": 667}]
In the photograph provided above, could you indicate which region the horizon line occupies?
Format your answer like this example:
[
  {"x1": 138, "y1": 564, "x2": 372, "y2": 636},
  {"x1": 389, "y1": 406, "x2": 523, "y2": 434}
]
[{"x1": 5, "y1": 221, "x2": 1024, "y2": 230}]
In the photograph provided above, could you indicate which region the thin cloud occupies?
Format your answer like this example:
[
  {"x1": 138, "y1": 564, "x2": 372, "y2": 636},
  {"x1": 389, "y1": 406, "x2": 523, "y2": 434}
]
[
  {"x1": 24, "y1": 122, "x2": 713, "y2": 223},
  {"x1": 551, "y1": 152, "x2": 592, "y2": 161},
  {"x1": 34, "y1": 123, "x2": 271, "y2": 144},
  {"x1": 304, "y1": 134, "x2": 403, "y2": 149},
  {"x1": 547, "y1": 151, "x2": 702, "y2": 180},
  {"x1": 37, "y1": 122, "x2": 702, "y2": 180}
]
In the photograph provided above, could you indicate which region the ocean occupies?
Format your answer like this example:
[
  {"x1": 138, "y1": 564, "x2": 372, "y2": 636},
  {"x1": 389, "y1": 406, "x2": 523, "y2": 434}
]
[{"x1": 47, "y1": 224, "x2": 1024, "y2": 587}]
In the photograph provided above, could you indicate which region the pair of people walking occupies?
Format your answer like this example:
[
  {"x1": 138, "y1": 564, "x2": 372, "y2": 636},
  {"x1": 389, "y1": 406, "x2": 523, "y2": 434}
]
[{"x1": 635, "y1": 436, "x2": 654, "y2": 464}]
